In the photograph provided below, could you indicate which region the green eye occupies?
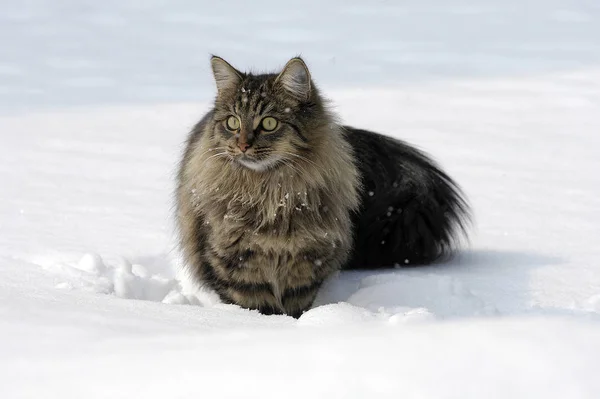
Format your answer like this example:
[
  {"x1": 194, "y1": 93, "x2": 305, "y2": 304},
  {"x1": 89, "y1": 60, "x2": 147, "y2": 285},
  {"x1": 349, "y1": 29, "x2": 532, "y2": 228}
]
[
  {"x1": 261, "y1": 117, "x2": 278, "y2": 132},
  {"x1": 226, "y1": 116, "x2": 240, "y2": 131}
]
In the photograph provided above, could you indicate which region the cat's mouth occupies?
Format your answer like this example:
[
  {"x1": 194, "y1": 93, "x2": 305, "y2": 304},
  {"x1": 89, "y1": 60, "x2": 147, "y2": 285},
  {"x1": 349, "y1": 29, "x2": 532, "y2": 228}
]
[{"x1": 235, "y1": 154, "x2": 281, "y2": 172}]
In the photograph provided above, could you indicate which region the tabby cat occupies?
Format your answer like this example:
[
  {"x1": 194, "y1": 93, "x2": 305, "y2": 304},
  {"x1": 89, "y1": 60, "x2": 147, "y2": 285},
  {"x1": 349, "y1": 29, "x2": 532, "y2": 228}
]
[{"x1": 176, "y1": 56, "x2": 470, "y2": 318}]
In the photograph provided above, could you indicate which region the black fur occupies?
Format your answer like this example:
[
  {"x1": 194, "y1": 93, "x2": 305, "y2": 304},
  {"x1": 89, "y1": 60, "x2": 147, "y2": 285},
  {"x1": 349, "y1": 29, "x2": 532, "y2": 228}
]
[{"x1": 343, "y1": 127, "x2": 471, "y2": 269}]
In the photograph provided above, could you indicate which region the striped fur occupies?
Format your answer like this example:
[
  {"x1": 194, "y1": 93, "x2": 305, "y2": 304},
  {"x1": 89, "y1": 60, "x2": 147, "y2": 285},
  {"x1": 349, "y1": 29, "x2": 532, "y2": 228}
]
[
  {"x1": 176, "y1": 56, "x2": 471, "y2": 317},
  {"x1": 176, "y1": 57, "x2": 359, "y2": 317}
]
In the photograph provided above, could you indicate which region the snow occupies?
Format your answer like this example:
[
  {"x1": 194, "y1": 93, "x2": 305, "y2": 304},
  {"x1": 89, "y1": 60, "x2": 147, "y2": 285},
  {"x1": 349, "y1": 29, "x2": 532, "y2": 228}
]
[{"x1": 2, "y1": 0, "x2": 600, "y2": 397}]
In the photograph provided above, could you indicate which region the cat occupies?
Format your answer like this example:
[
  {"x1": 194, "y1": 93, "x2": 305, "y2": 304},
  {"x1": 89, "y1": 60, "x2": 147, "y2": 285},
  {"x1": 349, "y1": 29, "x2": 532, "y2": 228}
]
[{"x1": 176, "y1": 56, "x2": 471, "y2": 318}]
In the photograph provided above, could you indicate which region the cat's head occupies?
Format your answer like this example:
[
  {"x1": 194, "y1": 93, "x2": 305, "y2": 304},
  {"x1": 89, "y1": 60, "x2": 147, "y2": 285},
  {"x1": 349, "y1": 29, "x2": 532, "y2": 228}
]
[{"x1": 207, "y1": 56, "x2": 329, "y2": 172}]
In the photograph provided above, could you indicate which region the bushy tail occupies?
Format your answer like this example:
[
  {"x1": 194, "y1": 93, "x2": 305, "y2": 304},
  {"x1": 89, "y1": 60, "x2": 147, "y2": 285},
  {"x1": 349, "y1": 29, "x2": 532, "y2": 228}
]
[
  {"x1": 343, "y1": 127, "x2": 471, "y2": 269},
  {"x1": 390, "y1": 171, "x2": 471, "y2": 266}
]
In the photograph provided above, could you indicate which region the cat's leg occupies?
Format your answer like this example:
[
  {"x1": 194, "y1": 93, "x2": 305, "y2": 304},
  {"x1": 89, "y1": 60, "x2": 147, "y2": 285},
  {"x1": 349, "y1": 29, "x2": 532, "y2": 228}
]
[
  {"x1": 281, "y1": 278, "x2": 325, "y2": 318},
  {"x1": 279, "y1": 251, "x2": 340, "y2": 317}
]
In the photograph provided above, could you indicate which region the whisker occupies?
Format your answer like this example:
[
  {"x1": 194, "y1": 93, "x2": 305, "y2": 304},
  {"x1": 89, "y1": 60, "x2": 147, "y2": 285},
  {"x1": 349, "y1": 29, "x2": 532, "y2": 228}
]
[
  {"x1": 196, "y1": 146, "x2": 228, "y2": 158},
  {"x1": 280, "y1": 153, "x2": 313, "y2": 174},
  {"x1": 280, "y1": 159, "x2": 303, "y2": 176},
  {"x1": 201, "y1": 152, "x2": 231, "y2": 166},
  {"x1": 282, "y1": 154, "x2": 334, "y2": 194},
  {"x1": 279, "y1": 151, "x2": 320, "y2": 169},
  {"x1": 281, "y1": 157, "x2": 312, "y2": 177}
]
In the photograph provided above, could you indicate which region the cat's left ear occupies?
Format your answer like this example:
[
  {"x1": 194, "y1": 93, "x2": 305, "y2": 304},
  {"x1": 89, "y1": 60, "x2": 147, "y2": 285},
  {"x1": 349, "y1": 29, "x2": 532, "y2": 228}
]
[{"x1": 276, "y1": 57, "x2": 311, "y2": 100}]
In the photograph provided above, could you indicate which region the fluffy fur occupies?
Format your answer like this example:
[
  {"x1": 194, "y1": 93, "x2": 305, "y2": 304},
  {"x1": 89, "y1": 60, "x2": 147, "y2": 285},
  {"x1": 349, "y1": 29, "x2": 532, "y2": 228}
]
[{"x1": 176, "y1": 56, "x2": 470, "y2": 317}]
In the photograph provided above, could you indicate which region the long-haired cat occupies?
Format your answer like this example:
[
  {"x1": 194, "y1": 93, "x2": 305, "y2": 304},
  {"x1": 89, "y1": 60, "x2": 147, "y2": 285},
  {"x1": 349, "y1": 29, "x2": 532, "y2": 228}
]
[{"x1": 176, "y1": 56, "x2": 470, "y2": 318}]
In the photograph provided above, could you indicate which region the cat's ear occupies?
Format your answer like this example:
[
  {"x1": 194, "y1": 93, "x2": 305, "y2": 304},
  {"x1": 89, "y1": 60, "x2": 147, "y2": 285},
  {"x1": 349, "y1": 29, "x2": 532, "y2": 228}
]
[
  {"x1": 276, "y1": 57, "x2": 311, "y2": 100},
  {"x1": 210, "y1": 56, "x2": 242, "y2": 93}
]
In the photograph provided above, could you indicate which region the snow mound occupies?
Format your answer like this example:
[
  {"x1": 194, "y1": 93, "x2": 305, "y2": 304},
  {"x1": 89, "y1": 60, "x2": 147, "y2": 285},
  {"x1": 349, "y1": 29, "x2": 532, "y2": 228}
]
[
  {"x1": 36, "y1": 253, "x2": 448, "y2": 323},
  {"x1": 319, "y1": 271, "x2": 499, "y2": 318},
  {"x1": 39, "y1": 252, "x2": 203, "y2": 305},
  {"x1": 298, "y1": 302, "x2": 435, "y2": 326},
  {"x1": 37, "y1": 251, "x2": 503, "y2": 322},
  {"x1": 35, "y1": 252, "x2": 489, "y2": 324}
]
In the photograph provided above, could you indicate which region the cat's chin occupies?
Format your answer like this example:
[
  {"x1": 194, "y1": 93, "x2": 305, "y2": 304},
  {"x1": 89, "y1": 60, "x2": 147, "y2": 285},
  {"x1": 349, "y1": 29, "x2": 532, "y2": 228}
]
[{"x1": 236, "y1": 155, "x2": 281, "y2": 172}]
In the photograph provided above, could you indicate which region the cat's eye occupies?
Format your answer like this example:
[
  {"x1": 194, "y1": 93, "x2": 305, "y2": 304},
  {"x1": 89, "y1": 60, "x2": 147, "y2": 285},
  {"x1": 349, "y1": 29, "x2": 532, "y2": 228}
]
[
  {"x1": 261, "y1": 117, "x2": 278, "y2": 132},
  {"x1": 226, "y1": 116, "x2": 240, "y2": 131}
]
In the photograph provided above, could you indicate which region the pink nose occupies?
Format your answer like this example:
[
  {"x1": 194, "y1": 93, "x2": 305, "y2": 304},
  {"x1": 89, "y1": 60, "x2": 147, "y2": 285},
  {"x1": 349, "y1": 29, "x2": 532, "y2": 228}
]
[{"x1": 238, "y1": 142, "x2": 250, "y2": 152}]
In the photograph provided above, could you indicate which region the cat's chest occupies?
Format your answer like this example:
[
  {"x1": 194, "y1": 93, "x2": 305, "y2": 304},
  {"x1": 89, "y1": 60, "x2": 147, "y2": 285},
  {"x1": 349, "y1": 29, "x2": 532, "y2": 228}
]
[
  {"x1": 203, "y1": 189, "x2": 332, "y2": 254},
  {"x1": 210, "y1": 200, "x2": 309, "y2": 241}
]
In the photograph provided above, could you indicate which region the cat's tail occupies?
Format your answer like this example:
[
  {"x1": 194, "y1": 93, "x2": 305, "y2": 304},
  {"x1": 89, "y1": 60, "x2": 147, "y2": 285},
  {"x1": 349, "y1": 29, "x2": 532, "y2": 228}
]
[
  {"x1": 393, "y1": 169, "x2": 471, "y2": 266},
  {"x1": 345, "y1": 133, "x2": 472, "y2": 269}
]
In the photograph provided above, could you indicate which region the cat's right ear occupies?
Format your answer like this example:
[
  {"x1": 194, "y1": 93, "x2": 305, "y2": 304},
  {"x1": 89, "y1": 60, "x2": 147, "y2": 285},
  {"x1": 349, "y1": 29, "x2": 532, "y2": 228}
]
[
  {"x1": 210, "y1": 56, "x2": 242, "y2": 93},
  {"x1": 276, "y1": 57, "x2": 311, "y2": 100}
]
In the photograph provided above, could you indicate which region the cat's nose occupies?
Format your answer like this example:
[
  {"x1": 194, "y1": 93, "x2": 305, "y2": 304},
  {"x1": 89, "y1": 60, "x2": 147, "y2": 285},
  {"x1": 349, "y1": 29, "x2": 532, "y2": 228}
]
[{"x1": 238, "y1": 142, "x2": 250, "y2": 152}]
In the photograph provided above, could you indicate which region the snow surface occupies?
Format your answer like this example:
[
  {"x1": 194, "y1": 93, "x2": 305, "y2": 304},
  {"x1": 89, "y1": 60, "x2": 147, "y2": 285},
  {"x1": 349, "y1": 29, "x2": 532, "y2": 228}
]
[{"x1": 2, "y1": 0, "x2": 600, "y2": 398}]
